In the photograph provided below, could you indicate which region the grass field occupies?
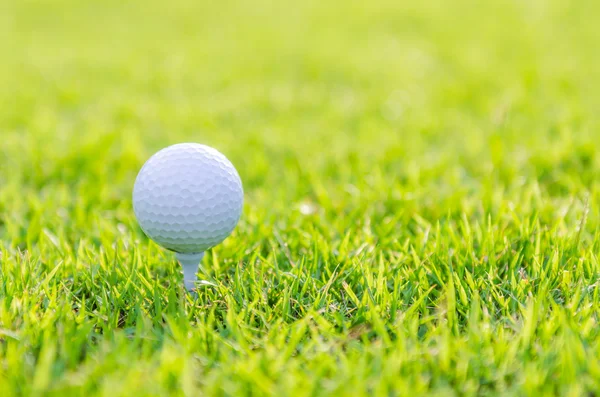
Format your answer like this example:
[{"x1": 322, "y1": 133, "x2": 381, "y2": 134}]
[{"x1": 2, "y1": 0, "x2": 600, "y2": 395}]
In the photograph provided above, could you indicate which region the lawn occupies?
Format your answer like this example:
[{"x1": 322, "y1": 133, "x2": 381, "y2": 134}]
[{"x1": 2, "y1": 0, "x2": 600, "y2": 395}]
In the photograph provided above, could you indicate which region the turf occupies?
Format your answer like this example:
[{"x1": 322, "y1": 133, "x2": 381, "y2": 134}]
[{"x1": 2, "y1": 0, "x2": 600, "y2": 395}]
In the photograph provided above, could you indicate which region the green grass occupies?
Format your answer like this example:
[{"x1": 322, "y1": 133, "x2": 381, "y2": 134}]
[{"x1": 2, "y1": 0, "x2": 600, "y2": 395}]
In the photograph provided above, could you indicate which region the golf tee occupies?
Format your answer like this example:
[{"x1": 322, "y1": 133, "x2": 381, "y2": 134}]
[{"x1": 176, "y1": 252, "x2": 206, "y2": 291}]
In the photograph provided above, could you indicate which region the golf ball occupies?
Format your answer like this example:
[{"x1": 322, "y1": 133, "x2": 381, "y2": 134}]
[{"x1": 133, "y1": 143, "x2": 243, "y2": 254}]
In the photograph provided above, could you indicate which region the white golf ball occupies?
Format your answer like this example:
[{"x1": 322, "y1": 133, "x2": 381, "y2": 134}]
[{"x1": 133, "y1": 143, "x2": 243, "y2": 254}]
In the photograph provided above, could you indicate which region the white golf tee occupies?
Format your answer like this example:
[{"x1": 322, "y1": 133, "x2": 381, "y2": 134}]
[{"x1": 176, "y1": 252, "x2": 205, "y2": 291}]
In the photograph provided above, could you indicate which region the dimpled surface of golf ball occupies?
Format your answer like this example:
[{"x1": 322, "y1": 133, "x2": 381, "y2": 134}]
[{"x1": 133, "y1": 143, "x2": 243, "y2": 254}]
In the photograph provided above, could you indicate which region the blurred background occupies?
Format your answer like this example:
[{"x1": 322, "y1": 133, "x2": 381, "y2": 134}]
[{"x1": 1, "y1": 0, "x2": 600, "y2": 244}]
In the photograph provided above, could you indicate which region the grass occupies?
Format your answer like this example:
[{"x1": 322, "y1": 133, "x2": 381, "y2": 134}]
[{"x1": 2, "y1": 0, "x2": 600, "y2": 395}]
